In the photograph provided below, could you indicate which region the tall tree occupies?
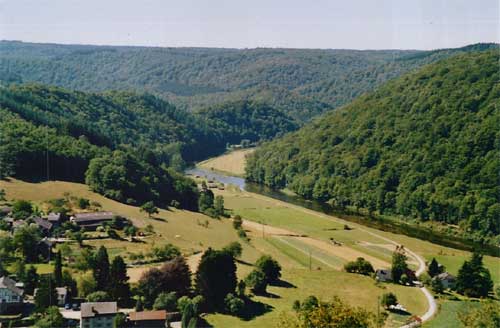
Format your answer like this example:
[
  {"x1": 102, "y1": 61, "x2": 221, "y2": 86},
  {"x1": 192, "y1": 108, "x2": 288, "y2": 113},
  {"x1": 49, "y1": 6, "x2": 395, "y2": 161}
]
[
  {"x1": 391, "y1": 251, "x2": 408, "y2": 284},
  {"x1": 455, "y1": 252, "x2": 493, "y2": 298},
  {"x1": 24, "y1": 266, "x2": 39, "y2": 295},
  {"x1": 93, "y1": 246, "x2": 110, "y2": 291},
  {"x1": 108, "y1": 256, "x2": 131, "y2": 306},
  {"x1": 195, "y1": 248, "x2": 237, "y2": 311},
  {"x1": 140, "y1": 201, "x2": 159, "y2": 219},
  {"x1": 34, "y1": 276, "x2": 57, "y2": 312},
  {"x1": 428, "y1": 258, "x2": 442, "y2": 277},
  {"x1": 54, "y1": 251, "x2": 63, "y2": 286}
]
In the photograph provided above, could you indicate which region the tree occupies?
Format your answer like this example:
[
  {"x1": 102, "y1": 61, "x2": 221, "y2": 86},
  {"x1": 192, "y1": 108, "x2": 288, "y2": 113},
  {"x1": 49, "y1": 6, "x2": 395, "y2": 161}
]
[
  {"x1": 195, "y1": 248, "x2": 237, "y2": 311},
  {"x1": 11, "y1": 200, "x2": 33, "y2": 219},
  {"x1": 61, "y1": 270, "x2": 78, "y2": 300},
  {"x1": 237, "y1": 280, "x2": 246, "y2": 297},
  {"x1": 108, "y1": 256, "x2": 131, "y2": 306},
  {"x1": 153, "y1": 292, "x2": 178, "y2": 311},
  {"x1": 34, "y1": 277, "x2": 57, "y2": 312},
  {"x1": 222, "y1": 241, "x2": 243, "y2": 259},
  {"x1": 381, "y1": 293, "x2": 398, "y2": 309},
  {"x1": 428, "y1": 258, "x2": 443, "y2": 277},
  {"x1": 344, "y1": 257, "x2": 374, "y2": 275},
  {"x1": 278, "y1": 296, "x2": 375, "y2": 328},
  {"x1": 214, "y1": 195, "x2": 225, "y2": 216},
  {"x1": 13, "y1": 224, "x2": 41, "y2": 262},
  {"x1": 198, "y1": 189, "x2": 214, "y2": 212},
  {"x1": 232, "y1": 215, "x2": 243, "y2": 230},
  {"x1": 87, "y1": 291, "x2": 111, "y2": 302},
  {"x1": 34, "y1": 306, "x2": 64, "y2": 328},
  {"x1": 140, "y1": 201, "x2": 159, "y2": 218},
  {"x1": 391, "y1": 251, "x2": 408, "y2": 284},
  {"x1": 455, "y1": 252, "x2": 493, "y2": 298},
  {"x1": 54, "y1": 251, "x2": 62, "y2": 286},
  {"x1": 255, "y1": 255, "x2": 281, "y2": 283},
  {"x1": 138, "y1": 256, "x2": 191, "y2": 308},
  {"x1": 77, "y1": 271, "x2": 97, "y2": 298},
  {"x1": 458, "y1": 301, "x2": 500, "y2": 327},
  {"x1": 0, "y1": 189, "x2": 6, "y2": 202},
  {"x1": 93, "y1": 246, "x2": 110, "y2": 291},
  {"x1": 135, "y1": 298, "x2": 144, "y2": 312},
  {"x1": 24, "y1": 265, "x2": 39, "y2": 295},
  {"x1": 181, "y1": 302, "x2": 197, "y2": 328},
  {"x1": 245, "y1": 269, "x2": 268, "y2": 294},
  {"x1": 124, "y1": 225, "x2": 138, "y2": 240}
]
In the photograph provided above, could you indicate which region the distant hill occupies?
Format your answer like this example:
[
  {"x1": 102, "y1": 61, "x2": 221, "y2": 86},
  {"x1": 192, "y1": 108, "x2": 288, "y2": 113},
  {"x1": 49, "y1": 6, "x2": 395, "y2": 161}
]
[
  {"x1": 1, "y1": 41, "x2": 497, "y2": 122},
  {"x1": 246, "y1": 50, "x2": 500, "y2": 242}
]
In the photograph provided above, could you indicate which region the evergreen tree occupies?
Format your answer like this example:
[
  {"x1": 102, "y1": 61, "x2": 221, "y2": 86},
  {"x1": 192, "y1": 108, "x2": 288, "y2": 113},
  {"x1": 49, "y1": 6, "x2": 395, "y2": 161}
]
[
  {"x1": 24, "y1": 266, "x2": 39, "y2": 295},
  {"x1": 108, "y1": 256, "x2": 131, "y2": 306},
  {"x1": 34, "y1": 276, "x2": 57, "y2": 312},
  {"x1": 455, "y1": 252, "x2": 493, "y2": 297},
  {"x1": 214, "y1": 196, "x2": 225, "y2": 216},
  {"x1": 428, "y1": 258, "x2": 441, "y2": 277},
  {"x1": 93, "y1": 246, "x2": 110, "y2": 291},
  {"x1": 54, "y1": 251, "x2": 63, "y2": 286}
]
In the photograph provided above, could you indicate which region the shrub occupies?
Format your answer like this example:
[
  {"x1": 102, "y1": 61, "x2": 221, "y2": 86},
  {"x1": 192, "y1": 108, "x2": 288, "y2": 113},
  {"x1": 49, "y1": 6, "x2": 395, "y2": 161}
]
[
  {"x1": 343, "y1": 257, "x2": 374, "y2": 275},
  {"x1": 87, "y1": 291, "x2": 110, "y2": 302},
  {"x1": 245, "y1": 269, "x2": 267, "y2": 294},
  {"x1": 222, "y1": 241, "x2": 243, "y2": 259},
  {"x1": 381, "y1": 293, "x2": 397, "y2": 308},
  {"x1": 224, "y1": 293, "x2": 245, "y2": 315},
  {"x1": 233, "y1": 215, "x2": 243, "y2": 230},
  {"x1": 153, "y1": 292, "x2": 178, "y2": 311}
]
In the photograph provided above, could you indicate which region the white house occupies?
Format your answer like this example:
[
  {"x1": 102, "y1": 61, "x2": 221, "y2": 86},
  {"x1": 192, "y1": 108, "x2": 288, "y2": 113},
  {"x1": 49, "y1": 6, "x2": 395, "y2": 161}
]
[{"x1": 0, "y1": 276, "x2": 23, "y2": 314}]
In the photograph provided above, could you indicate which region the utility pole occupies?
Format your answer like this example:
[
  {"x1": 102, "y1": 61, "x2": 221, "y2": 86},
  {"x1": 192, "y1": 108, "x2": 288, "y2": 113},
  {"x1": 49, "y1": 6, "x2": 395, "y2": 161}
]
[
  {"x1": 377, "y1": 295, "x2": 380, "y2": 328},
  {"x1": 309, "y1": 249, "x2": 312, "y2": 270}
]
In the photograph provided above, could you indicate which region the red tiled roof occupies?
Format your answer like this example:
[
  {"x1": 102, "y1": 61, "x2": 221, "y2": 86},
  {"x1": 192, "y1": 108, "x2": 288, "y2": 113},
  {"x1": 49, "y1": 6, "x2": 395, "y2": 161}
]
[{"x1": 129, "y1": 310, "x2": 167, "y2": 321}]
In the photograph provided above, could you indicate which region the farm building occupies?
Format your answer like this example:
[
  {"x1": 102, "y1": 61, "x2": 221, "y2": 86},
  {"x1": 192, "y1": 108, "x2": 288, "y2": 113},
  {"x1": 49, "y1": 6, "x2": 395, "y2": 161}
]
[
  {"x1": 71, "y1": 212, "x2": 116, "y2": 230},
  {"x1": 81, "y1": 302, "x2": 117, "y2": 328},
  {"x1": 0, "y1": 276, "x2": 23, "y2": 314}
]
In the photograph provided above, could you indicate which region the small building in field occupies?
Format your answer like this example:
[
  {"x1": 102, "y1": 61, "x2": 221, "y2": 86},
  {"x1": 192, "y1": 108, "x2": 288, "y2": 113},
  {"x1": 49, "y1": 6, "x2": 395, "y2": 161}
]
[
  {"x1": 46, "y1": 212, "x2": 63, "y2": 225},
  {"x1": 71, "y1": 212, "x2": 115, "y2": 231},
  {"x1": 80, "y1": 302, "x2": 117, "y2": 328},
  {"x1": 0, "y1": 276, "x2": 23, "y2": 314},
  {"x1": 433, "y1": 272, "x2": 456, "y2": 289},
  {"x1": 375, "y1": 269, "x2": 392, "y2": 282},
  {"x1": 128, "y1": 310, "x2": 167, "y2": 327}
]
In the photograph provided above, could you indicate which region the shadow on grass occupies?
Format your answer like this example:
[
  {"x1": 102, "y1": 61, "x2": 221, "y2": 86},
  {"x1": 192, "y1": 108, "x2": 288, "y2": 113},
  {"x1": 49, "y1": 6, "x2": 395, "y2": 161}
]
[
  {"x1": 235, "y1": 259, "x2": 254, "y2": 266},
  {"x1": 151, "y1": 217, "x2": 167, "y2": 222},
  {"x1": 270, "y1": 279, "x2": 296, "y2": 288},
  {"x1": 238, "y1": 297, "x2": 274, "y2": 321}
]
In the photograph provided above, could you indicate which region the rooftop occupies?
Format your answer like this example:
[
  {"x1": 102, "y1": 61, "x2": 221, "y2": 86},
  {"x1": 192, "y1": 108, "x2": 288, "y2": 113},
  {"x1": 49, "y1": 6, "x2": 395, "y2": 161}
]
[
  {"x1": 81, "y1": 302, "x2": 117, "y2": 318},
  {"x1": 33, "y1": 217, "x2": 53, "y2": 230},
  {"x1": 72, "y1": 212, "x2": 115, "y2": 223},
  {"x1": 128, "y1": 310, "x2": 167, "y2": 321},
  {"x1": 0, "y1": 276, "x2": 23, "y2": 296}
]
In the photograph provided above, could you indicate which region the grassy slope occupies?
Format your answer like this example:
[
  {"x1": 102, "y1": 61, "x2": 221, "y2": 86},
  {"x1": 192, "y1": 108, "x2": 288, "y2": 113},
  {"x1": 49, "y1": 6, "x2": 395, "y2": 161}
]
[{"x1": 198, "y1": 148, "x2": 255, "y2": 177}]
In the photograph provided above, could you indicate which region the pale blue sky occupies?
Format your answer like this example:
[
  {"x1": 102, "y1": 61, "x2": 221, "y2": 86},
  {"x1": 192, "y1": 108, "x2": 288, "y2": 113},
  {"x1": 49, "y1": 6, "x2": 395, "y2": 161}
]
[{"x1": 0, "y1": 0, "x2": 498, "y2": 49}]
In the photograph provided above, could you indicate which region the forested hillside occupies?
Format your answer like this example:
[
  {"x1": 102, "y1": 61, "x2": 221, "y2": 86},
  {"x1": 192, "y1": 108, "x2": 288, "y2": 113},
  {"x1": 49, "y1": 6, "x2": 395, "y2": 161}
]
[
  {"x1": 0, "y1": 84, "x2": 295, "y2": 207},
  {"x1": 246, "y1": 50, "x2": 500, "y2": 242},
  {"x1": 1, "y1": 41, "x2": 496, "y2": 121}
]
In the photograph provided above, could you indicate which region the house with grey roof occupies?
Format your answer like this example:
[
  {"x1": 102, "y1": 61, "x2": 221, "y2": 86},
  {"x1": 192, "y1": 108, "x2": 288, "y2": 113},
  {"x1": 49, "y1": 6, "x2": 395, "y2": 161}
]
[
  {"x1": 71, "y1": 212, "x2": 116, "y2": 231},
  {"x1": 433, "y1": 272, "x2": 456, "y2": 289},
  {"x1": 81, "y1": 302, "x2": 117, "y2": 328},
  {"x1": 0, "y1": 276, "x2": 23, "y2": 314}
]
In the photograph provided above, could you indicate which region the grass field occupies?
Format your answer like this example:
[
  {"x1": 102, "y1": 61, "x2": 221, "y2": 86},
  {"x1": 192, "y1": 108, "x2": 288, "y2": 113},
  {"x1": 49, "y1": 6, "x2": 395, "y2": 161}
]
[
  {"x1": 424, "y1": 299, "x2": 481, "y2": 328},
  {"x1": 2, "y1": 173, "x2": 499, "y2": 327},
  {"x1": 198, "y1": 148, "x2": 254, "y2": 177}
]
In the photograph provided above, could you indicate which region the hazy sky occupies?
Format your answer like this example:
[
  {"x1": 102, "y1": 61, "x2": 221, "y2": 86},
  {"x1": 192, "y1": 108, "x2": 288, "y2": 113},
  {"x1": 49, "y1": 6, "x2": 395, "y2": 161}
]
[{"x1": 0, "y1": 0, "x2": 498, "y2": 50}]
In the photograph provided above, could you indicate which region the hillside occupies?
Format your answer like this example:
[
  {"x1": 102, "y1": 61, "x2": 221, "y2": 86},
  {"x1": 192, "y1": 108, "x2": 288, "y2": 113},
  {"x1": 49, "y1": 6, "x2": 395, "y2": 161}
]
[
  {"x1": 0, "y1": 84, "x2": 296, "y2": 207},
  {"x1": 1, "y1": 41, "x2": 497, "y2": 121},
  {"x1": 246, "y1": 50, "x2": 500, "y2": 243}
]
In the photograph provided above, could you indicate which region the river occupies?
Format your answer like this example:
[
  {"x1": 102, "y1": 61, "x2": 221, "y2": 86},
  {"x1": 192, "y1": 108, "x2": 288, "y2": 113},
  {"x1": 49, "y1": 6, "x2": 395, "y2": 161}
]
[{"x1": 186, "y1": 167, "x2": 499, "y2": 257}]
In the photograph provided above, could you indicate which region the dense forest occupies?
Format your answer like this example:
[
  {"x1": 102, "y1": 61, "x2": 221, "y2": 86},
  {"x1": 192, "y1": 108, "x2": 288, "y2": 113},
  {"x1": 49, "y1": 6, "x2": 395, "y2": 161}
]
[
  {"x1": 0, "y1": 84, "x2": 295, "y2": 207},
  {"x1": 1, "y1": 41, "x2": 497, "y2": 122},
  {"x1": 246, "y1": 50, "x2": 500, "y2": 243}
]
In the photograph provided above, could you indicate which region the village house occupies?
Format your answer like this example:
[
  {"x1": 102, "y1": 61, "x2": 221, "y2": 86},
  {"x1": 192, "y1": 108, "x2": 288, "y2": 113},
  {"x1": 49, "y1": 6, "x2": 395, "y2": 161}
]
[
  {"x1": 33, "y1": 217, "x2": 54, "y2": 235},
  {"x1": 375, "y1": 269, "x2": 392, "y2": 282},
  {"x1": 433, "y1": 272, "x2": 456, "y2": 289},
  {"x1": 80, "y1": 302, "x2": 117, "y2": 328},
  {"x1": 128, "y1": 310, "x2": 168, "y2": 327},
  {"x1": 56, "y1": 287, "x2": 69, "y2": 306},
  {"x1": 46, "y1": 212, "x2": 63, "y2": 226},
  {"x1": 70, "y1": 212, "x2": 116, "y2": 231},
  {"x1": 0, "y1": 276, "x2": 24, "y2": 314},
  {"x1": 0, "y1": 207, "x2": 12, "y2": 217}
]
